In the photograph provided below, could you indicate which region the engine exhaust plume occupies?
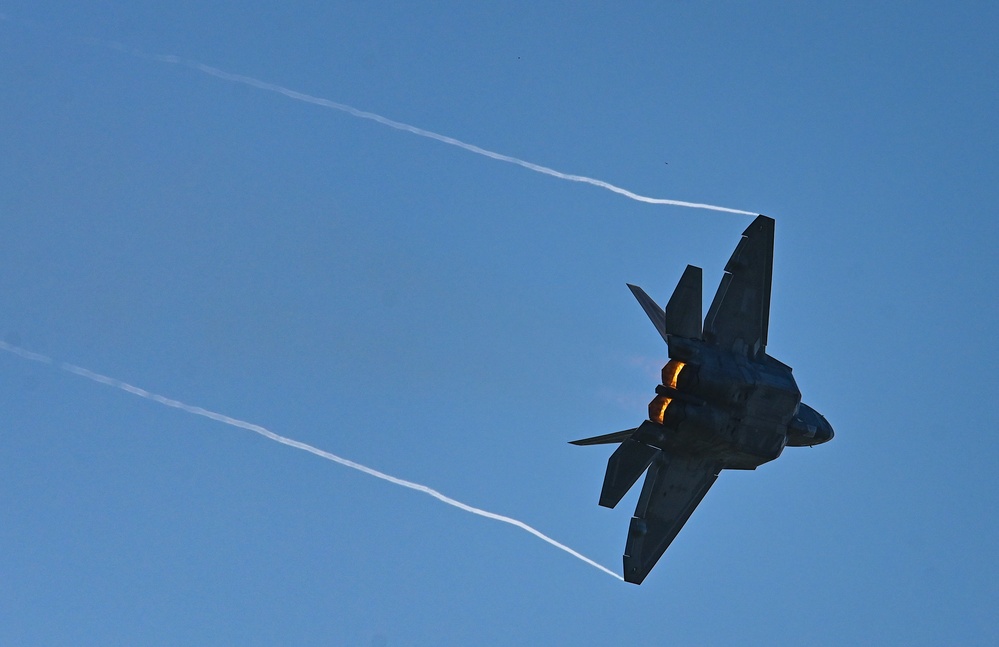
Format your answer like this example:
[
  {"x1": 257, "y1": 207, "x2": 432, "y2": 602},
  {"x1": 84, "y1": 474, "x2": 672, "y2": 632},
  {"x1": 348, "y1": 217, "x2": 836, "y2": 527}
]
[{"x1": 0, "y1": 342, "x2": 622, "y2": 581}]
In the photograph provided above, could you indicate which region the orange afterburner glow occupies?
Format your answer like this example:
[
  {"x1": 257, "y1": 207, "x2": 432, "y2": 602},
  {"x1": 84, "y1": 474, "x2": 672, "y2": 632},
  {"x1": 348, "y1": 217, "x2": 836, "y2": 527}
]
[
  {"x1": 649, "y1": 361, "x2": 686, "y2": 424},
  {"x1": 649, "y1": 395, "x2": 673, "y2": 424},
  {"x1": 662, "y1": 360, "x2": 686, "y2": 389}
]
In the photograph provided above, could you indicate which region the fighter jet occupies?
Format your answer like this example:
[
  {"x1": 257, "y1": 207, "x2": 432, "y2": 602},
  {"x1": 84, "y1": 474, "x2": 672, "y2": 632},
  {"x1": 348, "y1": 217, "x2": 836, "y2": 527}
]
[{"x1": 571, "y1": 215, "x2": 833, "y2": 584}]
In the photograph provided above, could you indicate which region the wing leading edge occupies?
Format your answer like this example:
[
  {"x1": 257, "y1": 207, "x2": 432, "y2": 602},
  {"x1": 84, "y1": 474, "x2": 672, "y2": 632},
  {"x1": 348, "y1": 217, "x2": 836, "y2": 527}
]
[
  {"x1": 703, "y1": 214, "x2": 774, "y2": 358},
  {"x1": 623, "y1": 453, "x2": 721, "y2": 584}
]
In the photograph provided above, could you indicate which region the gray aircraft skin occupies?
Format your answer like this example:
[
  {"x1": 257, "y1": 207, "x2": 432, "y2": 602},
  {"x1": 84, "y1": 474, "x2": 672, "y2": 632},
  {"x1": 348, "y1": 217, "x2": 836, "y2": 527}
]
[{"x1": 571, "y1": 215, "x2": 833, "y2": 585}]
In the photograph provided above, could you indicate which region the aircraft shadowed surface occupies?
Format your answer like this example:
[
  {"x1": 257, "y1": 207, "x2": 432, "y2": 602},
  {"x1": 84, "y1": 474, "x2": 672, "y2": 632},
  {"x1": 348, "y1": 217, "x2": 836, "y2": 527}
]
[{"x1": 572, "y1": 215, "x2": 834, "y2": 584}]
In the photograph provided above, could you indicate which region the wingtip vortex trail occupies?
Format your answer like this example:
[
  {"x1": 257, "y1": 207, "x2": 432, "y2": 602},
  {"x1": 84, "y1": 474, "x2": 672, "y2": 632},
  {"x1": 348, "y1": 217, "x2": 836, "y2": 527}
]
[
  {"x1": 3, "y1": 15, "x2": 753, "y2": 215},
  {"x1": 99, "y1": 39, "x2": 752, "y2": 216},
  {"x1": 173, "y1": 55, "x2": 753, "y2": 216},
  {"x1": 1, "y1": 343, "x2": 624, "y2": 582}
]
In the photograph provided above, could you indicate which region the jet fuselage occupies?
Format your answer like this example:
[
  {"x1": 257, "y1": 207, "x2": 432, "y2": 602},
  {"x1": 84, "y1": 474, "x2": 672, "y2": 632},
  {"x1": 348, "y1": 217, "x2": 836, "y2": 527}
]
[
  {"x1": 644, "y1": 336, "x2": 831, "y2": 470},
  {"x1": 571, "y1": 215, "x2": 834, "y2": 584}
]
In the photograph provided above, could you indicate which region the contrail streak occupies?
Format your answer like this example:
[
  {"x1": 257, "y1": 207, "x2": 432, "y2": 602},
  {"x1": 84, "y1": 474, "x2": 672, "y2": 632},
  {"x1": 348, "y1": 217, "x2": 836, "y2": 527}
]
[
  {"x1": 95, "y1": 42, "x2": 752, "y2": 215},
  {"x1": 0, "y1": 342, "x2": 622, "y2": 581},
  {"x1": 0, "y1": 342, "x2": 53, "y2": 364}
]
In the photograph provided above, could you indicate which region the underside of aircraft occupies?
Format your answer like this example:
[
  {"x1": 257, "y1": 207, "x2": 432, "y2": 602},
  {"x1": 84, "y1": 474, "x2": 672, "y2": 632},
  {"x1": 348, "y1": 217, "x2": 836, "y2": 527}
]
[{"x1": 572, "y1": 215, "x2": 834, "y2": 584}]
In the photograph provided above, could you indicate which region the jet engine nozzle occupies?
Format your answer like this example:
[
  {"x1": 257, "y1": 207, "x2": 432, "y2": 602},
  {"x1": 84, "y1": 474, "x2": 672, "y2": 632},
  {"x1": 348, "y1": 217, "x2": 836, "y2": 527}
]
[
  {"x1": 661, "y1": 359, "x2": 686, "y2": 389},
  {"x1": 671, "y1": 362, "x2": 743, "y2": 404},
  {"x1": 647, "y1": 360, "x2": 688, "y2": 424}
]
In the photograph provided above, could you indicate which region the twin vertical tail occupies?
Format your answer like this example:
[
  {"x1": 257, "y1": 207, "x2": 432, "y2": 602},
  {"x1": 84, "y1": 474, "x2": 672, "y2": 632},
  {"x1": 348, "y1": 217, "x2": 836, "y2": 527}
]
[
  {"x1": 625, "y1": 264, "x2": 703, "y2": 344},
  {"x1": 571, "y1": 266, "x2": 705, "y2": 507},
  {"x1": 664, "y1": 265, "x2": 702, "y2": 341}
]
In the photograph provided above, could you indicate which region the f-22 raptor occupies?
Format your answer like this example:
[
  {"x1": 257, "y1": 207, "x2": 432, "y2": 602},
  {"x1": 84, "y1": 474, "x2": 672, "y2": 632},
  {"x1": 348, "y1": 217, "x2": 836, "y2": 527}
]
[{"x1": 572, "y1": 215, "x2": 833, "y2": 584}]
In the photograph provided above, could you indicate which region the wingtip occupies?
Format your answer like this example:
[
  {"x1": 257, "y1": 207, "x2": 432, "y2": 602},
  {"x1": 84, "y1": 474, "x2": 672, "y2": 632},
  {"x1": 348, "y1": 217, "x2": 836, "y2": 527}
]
[{"x1": 742, "y1": 214, "x2": 775, "y2": 236}]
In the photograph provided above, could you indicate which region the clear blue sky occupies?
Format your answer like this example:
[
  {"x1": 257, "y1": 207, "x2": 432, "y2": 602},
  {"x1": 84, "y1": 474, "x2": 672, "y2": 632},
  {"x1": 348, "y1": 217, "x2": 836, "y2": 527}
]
[{"x1": 2, "y1": 3, "x2": 997, "y2": 645}]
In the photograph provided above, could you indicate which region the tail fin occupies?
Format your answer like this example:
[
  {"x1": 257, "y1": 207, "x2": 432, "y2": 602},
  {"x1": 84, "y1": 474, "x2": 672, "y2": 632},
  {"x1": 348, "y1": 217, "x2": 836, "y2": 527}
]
[
  {"x1": 627, "y1": 284, "x2": 667, "y2": 343},
  {"x1": 665, "y1": 265, "x2": 702, "y2": 339},
  {"x1": 627, "y1": 264, "x2": 703, "y2": 343}
]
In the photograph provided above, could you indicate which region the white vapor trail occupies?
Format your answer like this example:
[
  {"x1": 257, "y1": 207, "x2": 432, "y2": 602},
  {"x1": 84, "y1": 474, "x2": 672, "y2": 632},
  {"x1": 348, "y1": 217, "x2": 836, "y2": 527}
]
[
  {"x1": 97, "y1": 42, "x2": 752, "y2": 215},
  {"x1": 0, "y1": 342, "x2": 622, "y2": 581}
]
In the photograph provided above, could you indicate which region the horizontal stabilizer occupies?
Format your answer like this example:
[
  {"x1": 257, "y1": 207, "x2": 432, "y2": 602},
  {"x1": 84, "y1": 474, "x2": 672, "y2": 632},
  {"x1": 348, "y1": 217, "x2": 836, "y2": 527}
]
[
  {"x1": 599, "y1": 439, "x2": 660, "y2": 509},
  {"x1": 665, "y1": 265, "x2": 702, "y2": 339},
  {"x1": 627, "y1": 284, "x2": 668, "y2": 343},
  {"x1": 569, "y1": 428, "x2": 636, "y2": 446}
]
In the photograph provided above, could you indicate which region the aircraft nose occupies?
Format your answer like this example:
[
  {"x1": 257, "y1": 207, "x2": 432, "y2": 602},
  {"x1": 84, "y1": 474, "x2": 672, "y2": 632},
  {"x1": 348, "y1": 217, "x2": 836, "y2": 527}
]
[
  {"x1": 786, "y1": 403, "x2": 834, "y2": 447},
  {"x1": 816, "y1": 418, "x2": 834, "y2": 444}
]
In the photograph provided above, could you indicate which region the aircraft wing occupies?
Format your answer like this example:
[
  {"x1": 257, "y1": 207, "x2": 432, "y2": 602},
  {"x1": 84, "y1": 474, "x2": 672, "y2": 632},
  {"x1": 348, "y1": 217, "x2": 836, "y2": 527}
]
[
  {"x1": 623, "y1": 453, "x2": 721, "y2": 584},
  {"x1": 702, "y1": 215, "x2": 774, "y2": 358}
]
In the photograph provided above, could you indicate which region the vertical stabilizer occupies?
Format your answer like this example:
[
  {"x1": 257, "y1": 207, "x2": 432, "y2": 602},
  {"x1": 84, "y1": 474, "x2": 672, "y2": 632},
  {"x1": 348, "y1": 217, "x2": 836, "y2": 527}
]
[
  {"x1": 665, "y1": 265, "x2": 702, "y2": 339},
  {"x1": 627, "y1": 284, "x2": 667, "y2": 343}
]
